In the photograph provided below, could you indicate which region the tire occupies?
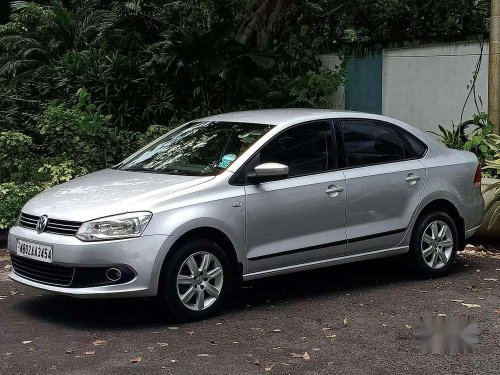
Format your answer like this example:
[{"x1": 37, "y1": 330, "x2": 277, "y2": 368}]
[
  {"x1": 407, "y1": 211, "x2": 459, "y2": 278},
  {"x1": 158, "y1": 238, "x2": 233, "y2": 322}
]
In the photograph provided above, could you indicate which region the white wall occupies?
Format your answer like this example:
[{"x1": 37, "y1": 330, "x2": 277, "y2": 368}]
[{"x1": 382, "y1": 42, "x2": 489, "y2": 133}]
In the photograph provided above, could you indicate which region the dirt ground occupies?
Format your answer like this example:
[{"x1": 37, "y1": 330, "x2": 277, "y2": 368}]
[{"x1": 0, "y1": 246, "x2": 499, "y2": 375}]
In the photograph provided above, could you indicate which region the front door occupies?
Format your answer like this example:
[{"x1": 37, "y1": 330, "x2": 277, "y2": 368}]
[{"x1": 244, "y1": 120, "x2": 347, "y2": 274}]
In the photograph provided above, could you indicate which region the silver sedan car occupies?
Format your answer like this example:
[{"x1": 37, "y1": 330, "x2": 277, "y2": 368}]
[{"x1": 8, "y1": 109, "x2": 485, "y2": 321}]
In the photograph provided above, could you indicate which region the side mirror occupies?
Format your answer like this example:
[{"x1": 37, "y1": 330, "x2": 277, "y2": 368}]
[{"x1": 248, "y1": 162, "x2": 289, "y2": 183}]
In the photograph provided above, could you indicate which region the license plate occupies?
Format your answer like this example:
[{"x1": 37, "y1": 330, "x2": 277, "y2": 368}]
[{"x1": 16, "y1": 239, "x2": 53, "y2": 263}]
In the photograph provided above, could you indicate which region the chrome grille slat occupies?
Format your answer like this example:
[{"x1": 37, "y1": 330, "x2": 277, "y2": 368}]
[
  {"x1": 46, "y1": 222, "x2": 81, "y2": 229},
  {"x1": 21, "y1": 217, "x2": 37, "y2": 223},
  {"x1": 19, "y1": 213, "x2": 82, "y2": 236}
]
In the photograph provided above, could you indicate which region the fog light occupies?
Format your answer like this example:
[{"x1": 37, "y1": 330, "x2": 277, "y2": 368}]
[{"x1": 105, "y1": 268, "x2": 122, "y2": 282}]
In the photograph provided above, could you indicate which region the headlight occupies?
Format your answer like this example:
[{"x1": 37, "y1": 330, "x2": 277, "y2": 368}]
[{"x1": 76, "y1": 212, "x2": 152, "y2": 241}]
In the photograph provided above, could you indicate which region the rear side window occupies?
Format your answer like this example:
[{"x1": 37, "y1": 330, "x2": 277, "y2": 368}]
[
  {"x1": 259, "y1": 121, "x2": 333, "y2": 177},
  {"x1": 400, "y1": 130, "x2": 427, "y2": 158},
  {"x1": 340, "y1": 119, "x2": 404, "y2": 167}
]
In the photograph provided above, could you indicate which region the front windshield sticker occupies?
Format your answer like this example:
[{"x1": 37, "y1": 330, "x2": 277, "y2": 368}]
[{"x1": 218, "y1": 153, "x2": 237, "y2": 169}]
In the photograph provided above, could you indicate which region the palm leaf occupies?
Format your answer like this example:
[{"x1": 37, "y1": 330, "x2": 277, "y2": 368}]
[{"x1": 488, "y1": 205, "x2": 500, "y2": 229}]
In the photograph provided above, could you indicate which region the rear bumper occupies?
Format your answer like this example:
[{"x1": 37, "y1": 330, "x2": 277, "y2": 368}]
[
  {"x1": 7, "y1": 226, "x2": 170, "y2": 298},
  {"x1": 464, "y1": 188, "x2": 485, "y2": 238}
]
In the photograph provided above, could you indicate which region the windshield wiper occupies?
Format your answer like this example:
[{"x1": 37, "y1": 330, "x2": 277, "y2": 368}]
[
  {"x1": 121, "y1": 167, "x2": 161, "y2": 174},
  {"x1": 122, "y1": 166, "x2": 209, "y2": 176}
]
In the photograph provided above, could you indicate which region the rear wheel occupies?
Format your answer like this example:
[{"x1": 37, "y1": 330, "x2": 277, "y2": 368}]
[
  {"x1": 159, "y1": 239, "x2": 232, "y2": 321},
  {"x1": 408, "y1": 211, "x2": 458, "y2": 277}
]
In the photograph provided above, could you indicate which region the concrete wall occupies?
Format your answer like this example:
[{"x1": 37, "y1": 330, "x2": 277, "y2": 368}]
[{"x1": 382, "y1": 42, "x2": 489, "y2": 133}]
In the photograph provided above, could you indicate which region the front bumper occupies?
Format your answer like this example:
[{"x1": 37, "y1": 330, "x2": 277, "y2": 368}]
[{"x1": 7, "y1": 226, "x2": 170, "y2": 298}]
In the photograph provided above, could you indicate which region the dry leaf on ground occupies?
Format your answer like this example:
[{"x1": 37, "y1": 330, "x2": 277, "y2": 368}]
[
  {"x1": 265, "y1": 363, "x2": 275, "y2": 372},
  {"x1": 291, "y1": 352, "x2": 310, "y2": 360},
  {"x1": 130, "y1": 356, "x2": 141, "y2": 363},
  {"x1": 461, "y1": 303, "x2": 481, "y2": 308}
]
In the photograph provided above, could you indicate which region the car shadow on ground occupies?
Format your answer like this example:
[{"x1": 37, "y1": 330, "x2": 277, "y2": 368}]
[{"x1": 15, "y1": 254, "x2": 474, "y2": 330}]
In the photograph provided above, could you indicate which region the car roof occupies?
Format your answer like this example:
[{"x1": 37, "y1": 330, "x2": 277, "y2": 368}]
[
  {"x1": 197, "y1": 108, "x2": 419, "y2": 128},
  {"x1": 197, "y1": 108, "x2": 440, "y2": 148},
  {"x1": 197, "y1": 109, "x2": 361, "y2": 127}
]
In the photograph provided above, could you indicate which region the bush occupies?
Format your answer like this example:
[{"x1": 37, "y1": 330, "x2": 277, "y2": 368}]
[
  {"x1": 0, "y1": 183, "x2": 42, "y2": 229},
  {"x1": 0, "y1": 89, "x2": 148, "y2": 229}
]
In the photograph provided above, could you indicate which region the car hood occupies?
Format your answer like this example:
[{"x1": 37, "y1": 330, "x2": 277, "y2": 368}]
[{"x1": 23, "y1": 169, "x2": 213, "y2": 222}]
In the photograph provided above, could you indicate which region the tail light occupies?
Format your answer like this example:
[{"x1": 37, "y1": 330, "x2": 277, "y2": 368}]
[{"x1": 473, "y1": 164, "x2": 481, "y2": 188}]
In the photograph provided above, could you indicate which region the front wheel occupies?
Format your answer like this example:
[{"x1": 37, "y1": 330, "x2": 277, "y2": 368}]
[
  {"x1": 158, "y1": 239, "x2": 232, "y2": 321},
  {"x1": 407, "y1": 211, "x2": 458, "y2": 278}
]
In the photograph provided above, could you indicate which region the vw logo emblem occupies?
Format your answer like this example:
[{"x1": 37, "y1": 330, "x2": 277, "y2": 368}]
[{"x1": 36, "y1": 215, "x2": 48, "y2": 234}]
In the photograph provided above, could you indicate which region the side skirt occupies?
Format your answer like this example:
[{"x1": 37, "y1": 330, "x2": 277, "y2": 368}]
[{"x1": 242, "y1": 246, "x2": 409, "y2": 281}]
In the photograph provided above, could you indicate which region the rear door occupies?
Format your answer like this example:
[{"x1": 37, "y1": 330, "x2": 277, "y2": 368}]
[{"x1": 339, "y1": 118, "x2": 427, "y2": 255}]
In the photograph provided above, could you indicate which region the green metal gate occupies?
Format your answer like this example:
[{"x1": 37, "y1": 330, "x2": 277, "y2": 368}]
[{"x1": 345, "y1": 53, "x2": 382, "y2": 114}]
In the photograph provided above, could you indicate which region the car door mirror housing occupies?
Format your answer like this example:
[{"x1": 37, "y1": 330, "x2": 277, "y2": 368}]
[{"x1": 248, "y1": 163, "x2": 289, "y2": 183}]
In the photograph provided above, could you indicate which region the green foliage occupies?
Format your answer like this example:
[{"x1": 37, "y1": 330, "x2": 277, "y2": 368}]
[
  {"x1": 0, "y1": 89, "x2": 142, "y2": 228},
  {"x1": 462, "y1": 113, "x2": 496, "y2": 166},
  {"x1": 483, "y1": 135, "x2": 500, "y2": 229},
  {"x1": 0, "y1": 130, "x2": 32, "y2": 181},
  {"x1": 430, "y1": 113, "x2": 497, "y2": 170},
  {"x1": 0, "y1": 182, "x2": 42, "y2": 229},
  {"x1": 149, "y1": 27, "x2": 276, "y2": 117},
  {"x1": 288, "y1": 67, "x2": 346, "y2": 108},
  {"x1": 316, "y1": 0, "x2": 490, "y2": 48},
  {"x1": 429, "y1": 124, "x2": 463, "y2": 150}
]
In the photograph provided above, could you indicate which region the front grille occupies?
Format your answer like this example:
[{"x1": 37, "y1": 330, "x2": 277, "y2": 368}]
[
  {"x1": 19, "y1": 213, "x2": 82, "y2": 236},
  {"x1": 11, "y1": 255, "x2": 75, "y2": 286}
]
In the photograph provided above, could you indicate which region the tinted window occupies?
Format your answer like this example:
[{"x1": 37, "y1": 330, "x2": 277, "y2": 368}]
[
  {"x1": 258, "y1": 121, "x2": 333, "y2": 177},
  {"x1": 341, "y1": 120, "x2": 404, "y2": 167},
  {"x1": 401, "y1": 131, "x2": 427, "y2": 158}
]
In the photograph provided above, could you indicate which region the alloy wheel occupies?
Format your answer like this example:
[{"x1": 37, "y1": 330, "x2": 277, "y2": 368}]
[
  {"x1": 421, "y1": 220, "x2": 454, "y2": 269},
  {"x1": 176, "y1": 251, "x2": 224, "y2": 311}
]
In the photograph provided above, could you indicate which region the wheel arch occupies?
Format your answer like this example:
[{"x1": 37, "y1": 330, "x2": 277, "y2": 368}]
[
  {"x1": 159, "y1": 226, "x2": 242, "y2": 287},
  {"x1": 414, "y1": 198, "x2": 465, "y2": 250}
]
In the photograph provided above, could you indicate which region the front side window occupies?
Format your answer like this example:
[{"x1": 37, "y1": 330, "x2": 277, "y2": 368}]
[
  {"x1": 340, "y1": 119, "x2": 404, "y2": 167},
  {"x1": 119, "y1": 121, "x2": 273, "y2": 176},
  {"x1": 258, "y1": 121, "x2": 333, "y2": 177}
]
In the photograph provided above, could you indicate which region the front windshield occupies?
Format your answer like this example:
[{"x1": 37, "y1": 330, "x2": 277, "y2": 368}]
[{"x1": 119, "y1": 121, "x2": 273, "y2": 176}]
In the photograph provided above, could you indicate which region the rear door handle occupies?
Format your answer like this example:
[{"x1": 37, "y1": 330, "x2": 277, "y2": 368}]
[
  {"x1": 325, "y1": 185, "x2": 344, "y2": 196},
  {"x1": 405, "y1": 174, "x2": 421, "y2": 184}
]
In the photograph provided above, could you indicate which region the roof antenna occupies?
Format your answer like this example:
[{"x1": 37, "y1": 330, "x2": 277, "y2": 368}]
[{"x1": 348, "y1": 81, "x2": 368, "y2": 111}]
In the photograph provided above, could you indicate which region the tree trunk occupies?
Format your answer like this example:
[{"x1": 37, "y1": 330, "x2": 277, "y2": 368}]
[{"x1": 236, "y1": 0, "x2": 296, "y2": 51}]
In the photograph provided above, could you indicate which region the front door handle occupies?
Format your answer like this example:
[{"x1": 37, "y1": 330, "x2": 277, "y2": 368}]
[
  {"x1": 405, "y1": 174, "x2": 421, "y2": 184},
  {"x1": 325, "y1": 185, "x2": 344, "y2": 196}
]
